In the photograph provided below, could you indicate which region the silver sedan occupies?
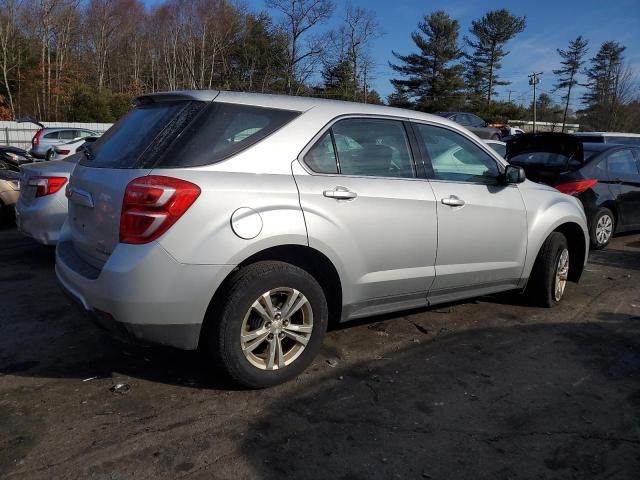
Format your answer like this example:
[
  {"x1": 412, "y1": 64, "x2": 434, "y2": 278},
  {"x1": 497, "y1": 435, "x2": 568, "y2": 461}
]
[{"x1": 16, "y1": 156, "x2": 78, "y2": 245}]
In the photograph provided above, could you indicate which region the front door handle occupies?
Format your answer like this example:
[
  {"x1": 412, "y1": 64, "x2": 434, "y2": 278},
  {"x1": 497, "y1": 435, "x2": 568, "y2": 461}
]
[
  {"x1": 324, "y1": 187, "x2": 357, "y2": 200},
  {"x1": 441, "y1": 196, "x2": 465, "y2": 207}
]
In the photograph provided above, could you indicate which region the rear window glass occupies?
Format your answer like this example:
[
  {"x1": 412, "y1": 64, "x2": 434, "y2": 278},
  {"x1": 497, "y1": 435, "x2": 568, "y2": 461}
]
[
  {"x1": 576, "y1": 135, "x2": 603, "y2": 143},
  {"x1": 80, "y1": 101, "x2": 205, "y2": 168},
  {"x1": 510, "y1": 152, "x2": 581, "y2": 170},
  {"x1": 607, "y1": 137, "x2": 640, "y2": 146},
  {"x1": 155, "y1": 103, "x2": 301, "y2": 168}
]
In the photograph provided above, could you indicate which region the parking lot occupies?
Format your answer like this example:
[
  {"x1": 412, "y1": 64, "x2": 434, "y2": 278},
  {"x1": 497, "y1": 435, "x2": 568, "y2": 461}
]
[{"x1": 0, "y1": 224, "x2": 639, "y2": 479}]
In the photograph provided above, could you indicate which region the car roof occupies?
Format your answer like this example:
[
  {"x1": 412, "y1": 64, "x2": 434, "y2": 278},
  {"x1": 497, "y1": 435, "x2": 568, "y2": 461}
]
[
  {"x1": 582, "y1": 142, "x2": 639, "y2": 152},
  {"x1": 575, "y1": 132, "x2": 640, "y2": 138},
  {"x1": 42, "y1": 127, "x2": 96, "y2": 132},
  {"x1": 135, "y1": 90, "x2": 464, "y2": 130}
]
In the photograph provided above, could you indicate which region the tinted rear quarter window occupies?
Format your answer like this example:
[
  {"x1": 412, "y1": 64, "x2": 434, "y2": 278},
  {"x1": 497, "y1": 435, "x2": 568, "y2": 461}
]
[{"x1": 156, "y1": 103, "x2": 300, "y2": 168}]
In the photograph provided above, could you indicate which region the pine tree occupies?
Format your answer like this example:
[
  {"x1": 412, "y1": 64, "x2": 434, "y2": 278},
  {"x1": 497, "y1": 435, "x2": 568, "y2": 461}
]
[
  {"x1": 464, "y1": 9, "x2": 526, "y2": 105},
  {"x1": 553, "y1": 36, "x2": 588, "y2": 131},
  {"x1": 581, "y1": 41, "x2": 627, "y2": 130},
  {"x1": 389, "y1": 10, "x2": 464, "y2": 112}
]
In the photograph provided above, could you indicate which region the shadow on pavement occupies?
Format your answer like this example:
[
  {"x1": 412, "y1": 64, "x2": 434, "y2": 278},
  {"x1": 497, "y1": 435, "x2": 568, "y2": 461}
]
[{"x1": 241, "y1": 318, "x2": 640, "y2": 480}]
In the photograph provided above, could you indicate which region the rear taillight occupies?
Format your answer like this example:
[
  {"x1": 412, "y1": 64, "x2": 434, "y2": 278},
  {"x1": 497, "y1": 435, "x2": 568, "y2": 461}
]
[
  {"x1": 554, "y1": 179, "x2": 598, "y2": 196},
  {"x1": 56, "y1": 149, "x2": 70, "y2": 155},
  {"x1": 32, "y1": 129, "x2": 43, "y2": 146},
  {"x1": 27, "y1": 176, "x2": 67, "y2": 197},
  {"x1": 120, "y1": 175, "x2": 201, "y2": 244}
]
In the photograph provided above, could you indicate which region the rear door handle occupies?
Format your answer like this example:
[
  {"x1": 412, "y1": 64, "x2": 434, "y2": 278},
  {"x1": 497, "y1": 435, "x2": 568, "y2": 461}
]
[
  {"x1": 441, "y1": 196, "x2": 465, "y2": 207},
  {"x1": 324, "y1": 187, "x2": 357, "y2": 200}
]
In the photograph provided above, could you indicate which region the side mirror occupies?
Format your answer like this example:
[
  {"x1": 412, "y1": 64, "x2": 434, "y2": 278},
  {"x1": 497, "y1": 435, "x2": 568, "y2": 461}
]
[{"x1": 505, "y1": 165, "x2": 526, "y2": 184}]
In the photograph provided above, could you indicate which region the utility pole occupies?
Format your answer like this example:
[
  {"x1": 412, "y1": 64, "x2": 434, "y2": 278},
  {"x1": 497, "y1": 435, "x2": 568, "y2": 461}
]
[
  {"x1": 506, "y1": 90, "x2": 516, "y2": 103},
  {"x1": 528, "y1": 72, "x2": 543, "y2": 132}
]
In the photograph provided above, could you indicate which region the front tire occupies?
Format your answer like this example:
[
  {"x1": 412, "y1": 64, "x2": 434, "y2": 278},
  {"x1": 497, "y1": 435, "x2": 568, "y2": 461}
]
[
  {"x1": 205, "y1": 261, "x2": 328, "y2": 388},
  {"x1": 526, "y1": 232, "x2": 570, "y2": 308},
  {"x1": 590, "y1": 208, "x2": 614, "y2": 249},
  {"x1": 491, "y1": 133, "x2": 501, "y2": 140}
]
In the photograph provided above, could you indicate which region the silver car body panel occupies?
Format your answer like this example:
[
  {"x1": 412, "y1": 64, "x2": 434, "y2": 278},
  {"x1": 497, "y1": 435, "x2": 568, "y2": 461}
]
[
  {"x1": 55, "y1": 91, "x2": 589, "y2": 350},
  {"x1": 16, "y1": 159, "x2": 75, "y2": 245}
]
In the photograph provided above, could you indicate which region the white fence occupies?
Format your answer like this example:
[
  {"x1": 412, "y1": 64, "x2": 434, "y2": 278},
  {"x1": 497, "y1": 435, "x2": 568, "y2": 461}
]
[
  {"x1": 507, "y1": 120, "x2": 580, "y2": 133},
  {"x1": 0, "y1": 121, "x2": 113, "y2": 150}
]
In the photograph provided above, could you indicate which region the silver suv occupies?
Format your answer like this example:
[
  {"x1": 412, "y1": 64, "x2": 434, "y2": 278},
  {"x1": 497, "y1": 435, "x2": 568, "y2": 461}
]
[
  {"x1": 31, "y1": 127, "x2": 97, "y2": 160},
  {"x1": 56, "y1": 91, "x2": 589, "y2": 387}
]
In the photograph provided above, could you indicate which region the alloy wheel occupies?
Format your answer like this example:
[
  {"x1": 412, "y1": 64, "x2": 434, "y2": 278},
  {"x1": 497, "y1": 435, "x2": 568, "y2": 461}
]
[
  {"x1": 240, "y1": 287, "x2": 313, "y2": 370},
  {"x1": 554, "y1": 248, "x2": 570, "y2": 302},
  {"x1": 595, "y1": 214, "x2": 613, "y2": 246}
]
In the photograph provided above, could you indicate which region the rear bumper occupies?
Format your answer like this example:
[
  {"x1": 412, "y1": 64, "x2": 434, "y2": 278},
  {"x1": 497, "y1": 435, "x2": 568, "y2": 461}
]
[
  {"x1": 55, "y1": 239, "x2": 235, "y2": 350},
  {"x1": 16, "y1": 193, "x2": 67, "y2": 245}
]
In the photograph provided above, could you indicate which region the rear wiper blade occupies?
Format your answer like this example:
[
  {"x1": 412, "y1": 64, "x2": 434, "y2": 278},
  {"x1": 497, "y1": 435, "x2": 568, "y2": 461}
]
[{"x1": 81, "y1": 143, "x2": 94, "y2": 160}]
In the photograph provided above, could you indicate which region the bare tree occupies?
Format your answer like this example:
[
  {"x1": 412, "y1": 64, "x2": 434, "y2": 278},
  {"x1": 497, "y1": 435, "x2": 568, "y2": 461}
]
[
  {"x1": 340, "y1": 3, "x2": 381, "y2": 101},
  {"x1": 0, "y1": 0, "x2": 21, "y2": 117},
  {"x1": 266, "y1": 0, "x2": 333, "y2": 94}
]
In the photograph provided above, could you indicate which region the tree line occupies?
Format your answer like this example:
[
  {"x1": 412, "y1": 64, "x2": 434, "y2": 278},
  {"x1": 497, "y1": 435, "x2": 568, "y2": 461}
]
[
  {"x1": 389, "y1": 9, "x2": 638, "y2": 131},
  {"x1": 0, "y1": 0, "x2": 382, "y2": 122},
  {"x1": 0, "y1": 1, "x2": 637, "y2": 132}
]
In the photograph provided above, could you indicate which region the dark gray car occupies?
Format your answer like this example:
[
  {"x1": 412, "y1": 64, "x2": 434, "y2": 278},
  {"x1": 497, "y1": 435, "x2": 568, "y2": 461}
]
[{"x1": 435, "y1": 112, "x2": 502, "y2": 140}]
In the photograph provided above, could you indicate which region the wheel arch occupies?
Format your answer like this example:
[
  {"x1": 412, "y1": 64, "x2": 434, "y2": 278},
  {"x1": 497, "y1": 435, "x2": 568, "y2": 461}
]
[
  {"x1": 200, "y1": 244, "x2": 343, "y2": 348},
  {"x1": 552, "y1": 222, "x2": 587, "y2": 282}
]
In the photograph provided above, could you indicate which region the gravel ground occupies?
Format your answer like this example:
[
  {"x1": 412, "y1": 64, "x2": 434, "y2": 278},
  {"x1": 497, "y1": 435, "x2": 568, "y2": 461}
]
[{"x1": 1, "y1": 225, "x2": 639, "y2": 479}]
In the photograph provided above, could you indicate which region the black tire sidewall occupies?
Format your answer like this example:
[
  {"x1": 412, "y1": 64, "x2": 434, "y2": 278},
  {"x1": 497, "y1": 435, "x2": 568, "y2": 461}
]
[
  {"x1": 527, "y1": 232, "x2": 569, "y2": 307},
  {"x1": 590, "y1": 208, "x2": 614, "y2": 249},
  {"x1": 211, "y1": 262, "x2": 328, "y2": 388}
]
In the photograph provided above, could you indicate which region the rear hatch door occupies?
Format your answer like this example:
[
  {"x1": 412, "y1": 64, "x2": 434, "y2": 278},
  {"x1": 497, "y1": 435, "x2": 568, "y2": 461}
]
[
  {"x1": 506, "y1": 133, "x2": 584, "y2": 184},
  {"x1": 67, "y1": 97, "x2": 209, "y2": 269}
]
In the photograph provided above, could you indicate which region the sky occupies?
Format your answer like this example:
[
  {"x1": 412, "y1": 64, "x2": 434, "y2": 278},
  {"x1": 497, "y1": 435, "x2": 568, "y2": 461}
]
[{"x1": 147, "y1": 0, "x2": 640, "y2": 107}]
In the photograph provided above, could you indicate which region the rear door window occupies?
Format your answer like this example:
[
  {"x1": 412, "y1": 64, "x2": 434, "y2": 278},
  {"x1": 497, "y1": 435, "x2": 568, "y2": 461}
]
[
  {"x1": 43, "y1": 132, "x2": 59, "y2": 139},
  {"x1": 59, "y1": 130, "x2": 76, "y2": 140},
  {"x1": 303, "y1": 118, "x2": 416, "y2": 178}
]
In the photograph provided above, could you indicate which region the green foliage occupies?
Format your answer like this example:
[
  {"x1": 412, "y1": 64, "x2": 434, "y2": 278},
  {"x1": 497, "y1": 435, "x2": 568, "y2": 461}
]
[
  {"x1": 66, "y1": 85, "x2": 131, "y2": 122},
  {"x1": 581, "y1": 41, "x2": 628, "y2": 130},
  {"x1": 390, "y1": 10, "x2": 465, "y2": 112},
  {"x1": 464, "y1": 9, "x2": 526, "y2": 105},
  {"x1": 471, "y1": 100, "x2": 528, "y2": 124},
  {"x1": 553, "y1": 36, "x2": 589, "y2": 131}
]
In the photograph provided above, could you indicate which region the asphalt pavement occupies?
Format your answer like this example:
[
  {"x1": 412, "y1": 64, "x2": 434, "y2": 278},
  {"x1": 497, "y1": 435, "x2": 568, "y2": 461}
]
[{"x1": 1, "y1": 225, "x2": 639, "y2": 479}]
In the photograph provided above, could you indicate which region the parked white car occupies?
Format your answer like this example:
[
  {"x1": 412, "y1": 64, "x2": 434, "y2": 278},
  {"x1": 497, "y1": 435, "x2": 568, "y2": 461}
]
[{"x1": 51, "y1": 136, "x2": 100, "y2": 161}]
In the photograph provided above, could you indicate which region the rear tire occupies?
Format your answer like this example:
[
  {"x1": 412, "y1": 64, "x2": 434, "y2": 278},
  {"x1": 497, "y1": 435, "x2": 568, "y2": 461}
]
[
  {"x1": 45, "y1": 149, "x2": 53, "y2": 161},
  {"x1": 526, "y1": 232, "x2": 570, "y2": 308},
  {"x1": 590, "y1": 208, "x2": 614, "y2": 249},
  {"x1": 491, "y1": 133, "x2": 501, "y2": 140},
  {"x1": 204, "y1": 261, "x2": 328, "y2": 388}
]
